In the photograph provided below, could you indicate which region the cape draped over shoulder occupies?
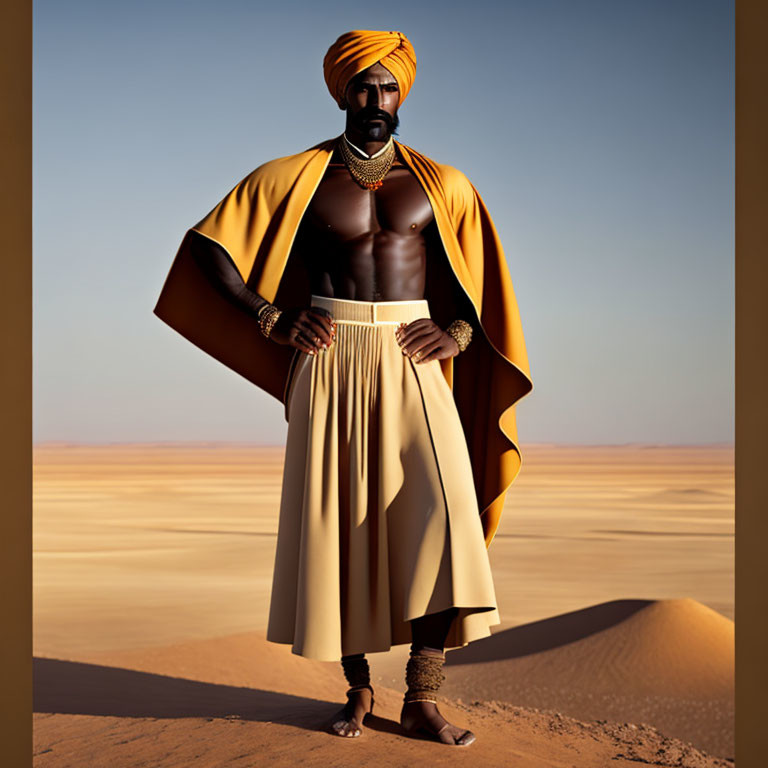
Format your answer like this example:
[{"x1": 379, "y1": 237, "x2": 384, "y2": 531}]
[{"x1": 153, "y1": 135, "x2": 534, "y2": 547}]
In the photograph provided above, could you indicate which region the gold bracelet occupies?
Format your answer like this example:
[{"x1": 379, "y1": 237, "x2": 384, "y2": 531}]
[
  {"x1": 446, "y1": 319, "x2": 473, "y2": 352},
  {"x1": 258, "y1": 303, "x2": 282, "y2": 339}
]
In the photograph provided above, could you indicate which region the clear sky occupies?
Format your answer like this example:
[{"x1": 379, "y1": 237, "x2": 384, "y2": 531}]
[{"x1": 33, "y1": 0, "x2": 734, "y2": 445}]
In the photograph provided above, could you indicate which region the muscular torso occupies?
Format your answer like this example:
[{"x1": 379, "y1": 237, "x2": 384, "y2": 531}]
[
  {"x1": 293, "y1": 146, "x2": 436, "y2": 301},
  {"x1": 190, "y1": 142, "x2": 470, "y2": 328}
]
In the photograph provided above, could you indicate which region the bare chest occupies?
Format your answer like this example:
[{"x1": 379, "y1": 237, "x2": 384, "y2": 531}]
[{"x1": 304, "y1": 165, "x2": 435, "y2": 240}]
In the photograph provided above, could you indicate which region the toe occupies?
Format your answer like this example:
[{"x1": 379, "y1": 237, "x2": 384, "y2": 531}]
[
  {"x1": 456, "y1": 729, "x2": 476, "y2": 746},
  {"x1": 331, "y1": 720, "x2": 346, "y2": 735},
  {"x1": 337, "y1": 719, "x2": 362, "y2": 737}
]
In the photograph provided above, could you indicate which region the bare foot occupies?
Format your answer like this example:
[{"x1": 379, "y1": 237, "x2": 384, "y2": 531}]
[
  {"x1": 400, "y1": 700, "x2": 476, "y2": 746},
  {"x1": 329, "y1": 685, "x2": 374, "y2": 738}
]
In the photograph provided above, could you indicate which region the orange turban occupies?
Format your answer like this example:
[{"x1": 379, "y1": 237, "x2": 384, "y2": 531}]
[{"x1": 323, "y1": 29, "x2": 417, "y2": 109}]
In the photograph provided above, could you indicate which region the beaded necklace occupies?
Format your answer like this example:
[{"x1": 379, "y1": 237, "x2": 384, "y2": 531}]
[{"x1": 339, "y1": 133, "x2": 396, "y2": 191}]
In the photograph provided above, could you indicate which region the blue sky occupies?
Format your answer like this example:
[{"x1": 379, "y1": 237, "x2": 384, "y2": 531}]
[{"x1": 33, "y1": 0, "x2": 734, "y2": 444}]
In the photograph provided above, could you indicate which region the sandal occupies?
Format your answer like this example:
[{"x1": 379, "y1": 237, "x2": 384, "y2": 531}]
[
  {"x1": 347, "y1": 683, "x2": 375, "y2": 715},
  {"x1": 329, "y1": 683, "x2": 375, "y2": 737},
  {"x1": 400, "y1": 700, "x2": 476, "y2": 746}
]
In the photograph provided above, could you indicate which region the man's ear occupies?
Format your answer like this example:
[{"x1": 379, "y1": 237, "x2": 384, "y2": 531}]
[{"x1": 339, "y1": 84, "x2": 350, "y2": 110}]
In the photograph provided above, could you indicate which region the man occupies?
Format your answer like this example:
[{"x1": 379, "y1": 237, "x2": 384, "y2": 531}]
[{"x1": 154, "y1": 29, "x2": 533, "y2": 747}]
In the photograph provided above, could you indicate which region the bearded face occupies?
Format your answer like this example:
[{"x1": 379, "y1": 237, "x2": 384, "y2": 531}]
[{"x1": 343, "y1": 63, "x2": 401, "y2": 142}]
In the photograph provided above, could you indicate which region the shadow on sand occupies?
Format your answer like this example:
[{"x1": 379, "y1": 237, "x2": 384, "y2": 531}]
[
  {"x1": 446, "y1": 598, "x2": 654, "y2": 665},
  {"x1": 33, "y1": 657, "x2": 400, "y2": 736}
]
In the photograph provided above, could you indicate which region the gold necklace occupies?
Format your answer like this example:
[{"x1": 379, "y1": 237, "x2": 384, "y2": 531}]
[{"x1": 339, "y1": 134, "x2": 396, "y2": 190}]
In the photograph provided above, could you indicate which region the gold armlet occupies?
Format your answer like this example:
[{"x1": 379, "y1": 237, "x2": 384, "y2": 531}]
[
  {"x1": 446, "y1": 319, "x2": 473, "y2": 353},
  {"x1": 258, "y1": 303, "x2": 282, "y2": 339}
]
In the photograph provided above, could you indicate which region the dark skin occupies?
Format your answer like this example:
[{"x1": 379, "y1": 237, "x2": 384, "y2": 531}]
[
  {"x1": 192, "y1": 63, "x2": 471, "y2": 363},
  {"x1": 191, "y1": 62, "x2": 475, "y2": 746}
]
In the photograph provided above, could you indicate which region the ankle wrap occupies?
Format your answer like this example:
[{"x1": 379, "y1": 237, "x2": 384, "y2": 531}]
[
  {"x1": 403, "y1": 648, "x2": 446, "y2": 704},
  {"x1": 341, "y1": 653, "x2": 370, "y2": 690}
]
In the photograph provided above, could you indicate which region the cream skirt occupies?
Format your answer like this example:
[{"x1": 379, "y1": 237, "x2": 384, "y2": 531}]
[{"x1": 266, "y1": 295, "x2": 500, "y2": 661}]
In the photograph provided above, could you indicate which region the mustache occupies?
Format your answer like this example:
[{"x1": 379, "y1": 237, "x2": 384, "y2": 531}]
[{"x1": 352, "y1": 107, "x2": 396, "y2": 129}]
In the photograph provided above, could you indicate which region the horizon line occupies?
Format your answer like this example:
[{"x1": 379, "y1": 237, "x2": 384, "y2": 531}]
[{"x1": 32, "y1": 440, "x2": 736, "y2": 449}]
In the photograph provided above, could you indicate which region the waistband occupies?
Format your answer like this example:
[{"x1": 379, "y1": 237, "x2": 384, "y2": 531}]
[{"x1": 310, "y1": 294, "x2": 431, "y2": 325}]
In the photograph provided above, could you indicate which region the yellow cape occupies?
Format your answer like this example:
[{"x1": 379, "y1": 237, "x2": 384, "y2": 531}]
[{"x1": 153, "y1": 135, "x2": 534, "y2": 547}]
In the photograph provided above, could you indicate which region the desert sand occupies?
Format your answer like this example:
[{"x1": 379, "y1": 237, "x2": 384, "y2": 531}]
[{"x1": 33, "y1": 442, "x2": 734, "y2": 766}]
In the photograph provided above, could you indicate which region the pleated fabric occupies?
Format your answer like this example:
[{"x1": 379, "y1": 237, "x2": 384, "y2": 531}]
[{"x1": 266, "y1": 295, "x2": 500, "y2": 661}]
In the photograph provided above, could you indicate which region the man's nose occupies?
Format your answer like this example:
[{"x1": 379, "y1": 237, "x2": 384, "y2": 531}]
[{"x1": 367, "y1": 86, "x2": 380, "y2": 107}]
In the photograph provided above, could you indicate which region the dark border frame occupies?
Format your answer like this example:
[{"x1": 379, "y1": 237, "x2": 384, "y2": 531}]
[{"x1": 2, "y1": 1, "x2": 762, "y2": 764}]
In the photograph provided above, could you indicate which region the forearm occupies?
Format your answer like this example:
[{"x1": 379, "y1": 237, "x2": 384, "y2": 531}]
[
  {"x1": 189, "y1": 230, "x2": 270, "y2": 320},
  {"x1": 427, "y1": 268, "x2": 475, "y2": 355},
  {"x1": 449, "y1": 280, "x2": 476, "y2": 332},
  {"x1": 427, "y1": 266, "x2": 476, "y2": 339}
]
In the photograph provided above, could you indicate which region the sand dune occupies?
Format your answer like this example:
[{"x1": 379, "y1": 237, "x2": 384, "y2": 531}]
[
  {"x1": 440, "y1": 598, "x2": 734, "y2": 757},
  {"x1": 33, "y1": 442, "x2": 734, "y2": 765},
  {"x1": 34, "y1": 629, "x2": 733, "y2": 767}
]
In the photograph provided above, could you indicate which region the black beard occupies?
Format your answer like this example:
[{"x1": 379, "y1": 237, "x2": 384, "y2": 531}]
[{"x1": 349, "y1": 106, "x2": 400, "y2": 140}]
